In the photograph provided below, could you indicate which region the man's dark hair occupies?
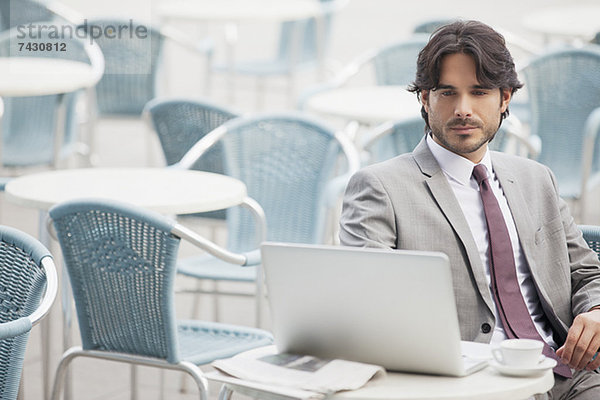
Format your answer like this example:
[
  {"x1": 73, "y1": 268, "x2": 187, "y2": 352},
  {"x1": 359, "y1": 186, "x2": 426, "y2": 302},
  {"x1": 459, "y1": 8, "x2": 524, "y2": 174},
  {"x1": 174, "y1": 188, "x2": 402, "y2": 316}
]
[{"x1": 408, "y1": 20, "x2": 523, "y2": 127}]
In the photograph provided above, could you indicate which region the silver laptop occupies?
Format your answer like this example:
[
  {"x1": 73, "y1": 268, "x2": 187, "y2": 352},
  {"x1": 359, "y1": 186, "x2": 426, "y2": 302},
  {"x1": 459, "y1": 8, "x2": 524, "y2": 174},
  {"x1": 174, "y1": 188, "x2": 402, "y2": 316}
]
[{"x1": 260, "y1": 242, "x2": 489, "y2": 376}]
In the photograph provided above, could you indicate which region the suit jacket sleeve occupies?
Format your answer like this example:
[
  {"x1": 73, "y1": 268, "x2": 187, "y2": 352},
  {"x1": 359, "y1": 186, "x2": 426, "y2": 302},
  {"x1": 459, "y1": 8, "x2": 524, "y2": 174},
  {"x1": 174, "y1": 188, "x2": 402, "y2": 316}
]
[
  {"x1": 339, "y1": 168, "x2": 397, "y2": 249},
  {"x1": 549, "y1": 167, "x2": 600, "y2": 317}
]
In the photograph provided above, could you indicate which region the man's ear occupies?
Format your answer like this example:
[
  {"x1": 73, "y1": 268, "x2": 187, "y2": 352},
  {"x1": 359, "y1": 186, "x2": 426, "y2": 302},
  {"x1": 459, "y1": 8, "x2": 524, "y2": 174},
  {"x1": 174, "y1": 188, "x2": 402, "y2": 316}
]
[{"x1": 500, "y1": 88, "x2": 512, "y2": 113}]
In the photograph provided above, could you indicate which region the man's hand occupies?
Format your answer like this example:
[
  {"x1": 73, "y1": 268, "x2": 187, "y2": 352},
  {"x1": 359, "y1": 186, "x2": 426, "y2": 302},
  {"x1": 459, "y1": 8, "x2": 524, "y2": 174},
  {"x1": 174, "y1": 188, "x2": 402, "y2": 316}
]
[{"x1": 556, "y1": 309, "x2": 600, "y2": 370}]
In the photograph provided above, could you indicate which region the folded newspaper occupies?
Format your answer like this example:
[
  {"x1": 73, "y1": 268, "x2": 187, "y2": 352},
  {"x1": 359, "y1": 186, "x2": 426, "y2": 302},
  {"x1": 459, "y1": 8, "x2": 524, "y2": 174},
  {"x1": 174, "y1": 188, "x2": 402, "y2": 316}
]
[{"x1": 211, "y1": 345, "x2": 385, "y2": 399}]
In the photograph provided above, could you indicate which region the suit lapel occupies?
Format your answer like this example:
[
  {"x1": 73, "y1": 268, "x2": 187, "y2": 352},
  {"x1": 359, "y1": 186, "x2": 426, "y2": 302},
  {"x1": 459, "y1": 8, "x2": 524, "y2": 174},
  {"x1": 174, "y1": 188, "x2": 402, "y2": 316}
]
[{"x1": 413, "y1": 139, "x2": 495, "y2": 314}]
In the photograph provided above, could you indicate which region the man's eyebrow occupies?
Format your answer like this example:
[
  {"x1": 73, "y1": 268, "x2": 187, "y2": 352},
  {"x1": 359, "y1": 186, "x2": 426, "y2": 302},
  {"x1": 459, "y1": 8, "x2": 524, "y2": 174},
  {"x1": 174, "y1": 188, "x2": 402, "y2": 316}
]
[
  {"x1": 433, "y1": 84, "x2": 493, "y2": 91},
  {"x1": 433, "y1": 84, "x2": 455, "y2": 91}
]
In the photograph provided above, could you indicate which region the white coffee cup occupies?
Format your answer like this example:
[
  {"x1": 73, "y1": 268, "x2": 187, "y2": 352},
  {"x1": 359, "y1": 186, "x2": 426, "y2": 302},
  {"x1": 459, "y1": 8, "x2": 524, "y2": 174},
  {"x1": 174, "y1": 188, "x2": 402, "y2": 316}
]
[{"x1": 492, "y1": 339, "x2": 545, "y2": 368}]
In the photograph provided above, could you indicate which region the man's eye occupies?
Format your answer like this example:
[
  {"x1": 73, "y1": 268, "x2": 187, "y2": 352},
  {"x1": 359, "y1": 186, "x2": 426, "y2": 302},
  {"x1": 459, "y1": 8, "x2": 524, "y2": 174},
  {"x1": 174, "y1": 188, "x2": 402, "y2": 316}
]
[
  {"x1": 441, "y1": 91, "x2": 455, "y2": 96},
  {"x1": 473, "y1": 91, "x2": 488, "y2": 96}
]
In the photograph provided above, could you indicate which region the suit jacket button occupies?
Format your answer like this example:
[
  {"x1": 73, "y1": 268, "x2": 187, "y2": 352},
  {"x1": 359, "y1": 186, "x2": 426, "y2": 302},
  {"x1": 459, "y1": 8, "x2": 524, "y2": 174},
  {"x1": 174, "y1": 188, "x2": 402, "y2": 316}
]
[{"x1": 481, "y1": 323, "x2": 491, "y2": 334}]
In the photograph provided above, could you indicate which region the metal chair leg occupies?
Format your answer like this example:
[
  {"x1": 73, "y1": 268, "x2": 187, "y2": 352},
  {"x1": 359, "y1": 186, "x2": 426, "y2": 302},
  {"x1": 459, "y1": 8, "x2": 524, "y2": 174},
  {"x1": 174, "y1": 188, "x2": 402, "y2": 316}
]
[
  {"x1": 50, "y1": 347, "x2": 82, "y2": 400},
  {"x1": 130, "y1": 365, "x2": 138, "y2": 400},
  {"x1": 218, "y1": 385, "x2": 233, "y2": 400}
]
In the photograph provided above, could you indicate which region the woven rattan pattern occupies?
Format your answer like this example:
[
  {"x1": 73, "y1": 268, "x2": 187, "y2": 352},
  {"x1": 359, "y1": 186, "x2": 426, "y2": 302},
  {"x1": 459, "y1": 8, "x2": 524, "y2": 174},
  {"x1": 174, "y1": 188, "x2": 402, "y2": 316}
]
[
  {"x1": 54, "y1": 209, "x2": 180, "y2": 360},
  {"x1": 0, "y1": 241, "x2": 46, "y2": 398}
]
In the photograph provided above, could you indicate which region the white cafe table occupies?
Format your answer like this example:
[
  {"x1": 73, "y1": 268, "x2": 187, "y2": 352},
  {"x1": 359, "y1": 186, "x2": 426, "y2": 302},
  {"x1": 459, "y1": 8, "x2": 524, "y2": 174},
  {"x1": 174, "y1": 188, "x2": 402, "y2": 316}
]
[
  {"x1": 0, "y1": 57, "x2": 99, "y2": 97},
  {"x1": 305, "y1": 86, "x2": 421, "y2": 126},
  {"x1": 522, "y1": 5, "x2": 600, "y2": 44},
  {"x1": 4, "y1": 167, "x2": 251, "y2": 400},
  {"x1": 4, "y1": 167, "x2": 247, "y2": 213},
  {"x1": 211, "y1": 366, "x2": 554, "y2": 400},
  {"x1": 158, "y1": 0, "x2": 324, "y2": 104}
]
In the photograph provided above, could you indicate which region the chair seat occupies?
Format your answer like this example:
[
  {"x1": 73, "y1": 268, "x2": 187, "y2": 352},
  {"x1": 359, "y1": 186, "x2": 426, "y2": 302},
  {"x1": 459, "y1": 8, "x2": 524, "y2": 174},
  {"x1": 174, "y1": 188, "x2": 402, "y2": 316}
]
[
  {"x1": 177, "y1": 319, "x2": 273, "y2": 365},
  {"x1": 178, "y1": 254, "x2": 257, "y2": 282}
]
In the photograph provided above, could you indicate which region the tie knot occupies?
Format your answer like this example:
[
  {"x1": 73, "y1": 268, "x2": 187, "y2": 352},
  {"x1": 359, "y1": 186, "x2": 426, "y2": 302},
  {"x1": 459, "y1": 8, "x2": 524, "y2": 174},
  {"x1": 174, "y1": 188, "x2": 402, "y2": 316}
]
[{"x1": 472, "y1": 164, "x2": 489, "y2": 185}]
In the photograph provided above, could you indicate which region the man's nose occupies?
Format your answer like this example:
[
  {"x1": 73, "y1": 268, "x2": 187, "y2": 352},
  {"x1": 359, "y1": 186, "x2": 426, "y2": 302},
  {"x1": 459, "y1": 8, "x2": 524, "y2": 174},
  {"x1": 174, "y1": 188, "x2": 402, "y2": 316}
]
[{"x1": 454, "y1": 95, "x2": 473, "y2": 118}]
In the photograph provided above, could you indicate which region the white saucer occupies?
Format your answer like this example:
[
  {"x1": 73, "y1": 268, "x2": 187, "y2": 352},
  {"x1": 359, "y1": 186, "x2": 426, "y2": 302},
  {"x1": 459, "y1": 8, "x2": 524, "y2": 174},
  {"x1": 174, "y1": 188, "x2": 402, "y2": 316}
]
[{"x1": 490, "y1": 357, "x2": 557, "y2": 377}]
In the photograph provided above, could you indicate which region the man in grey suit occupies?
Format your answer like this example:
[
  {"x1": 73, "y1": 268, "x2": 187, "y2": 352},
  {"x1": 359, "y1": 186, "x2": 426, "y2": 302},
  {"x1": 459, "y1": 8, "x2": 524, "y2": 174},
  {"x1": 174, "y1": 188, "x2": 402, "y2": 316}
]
[{"x1": 340, "y1": 20, "x2": 600, "y2": 399}]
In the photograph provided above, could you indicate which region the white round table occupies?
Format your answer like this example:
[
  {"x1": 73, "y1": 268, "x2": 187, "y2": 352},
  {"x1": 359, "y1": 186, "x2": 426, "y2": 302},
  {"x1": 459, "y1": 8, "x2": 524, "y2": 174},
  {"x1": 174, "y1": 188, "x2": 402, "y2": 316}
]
[
  {"x1": 0, "y1": 57, "x2": 99, "y2": 97},
  {"x1": 305, "y1": 86, "x2": 422, "y2": 126},
  {"x1": 212, "y1": 366, "x2": 554, "y2": 400},
  {"x1": 522, "y1": 5, "x2": 600, "y2": 43},
  {"x1": 4, "y1": 167, "x2": 247, "y2": 214},
  {"x1": 333, "y1": 367, "x2": 554, "y2": 400}
]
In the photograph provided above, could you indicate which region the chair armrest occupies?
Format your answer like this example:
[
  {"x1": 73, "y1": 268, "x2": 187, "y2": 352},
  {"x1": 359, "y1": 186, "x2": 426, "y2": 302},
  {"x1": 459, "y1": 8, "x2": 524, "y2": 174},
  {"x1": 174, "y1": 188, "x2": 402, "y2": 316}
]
[
  {"x1": 160, "y1": 25, "x2": 214, "y2": 56},
  {"x1": 172, "y1": 224, "x2": 248, "y2": 265},
  {"x1": 360, "y1": 120, "x2": 394, "y2": 150},
  {"x1": 323, "y1": 127, "x2": 360, "y2": 207},
  {"x1": 173, "y1": 125, "x2": 228, "y2": 170},
  {"x1": 297, "y1": 47, "x2": 379, "y2": 110},
  {"x1": 331, "y1": 48, "x2": 379, "y2": 87},
  {"x1": 502, "y1": 115, "x2": 541, "y2": 159},
  {"x1": 1, "y1": 255, "x2": 58, "y2": 334},
  {"x1": 172, "y1": 197, "x2": 267, "y2": 266},
  {"x1": 0, "y1": 317, "x2": 32, "y2": 340},
  {"x1": 28, "y1": 256, "x2": 58, "y2": 327}
]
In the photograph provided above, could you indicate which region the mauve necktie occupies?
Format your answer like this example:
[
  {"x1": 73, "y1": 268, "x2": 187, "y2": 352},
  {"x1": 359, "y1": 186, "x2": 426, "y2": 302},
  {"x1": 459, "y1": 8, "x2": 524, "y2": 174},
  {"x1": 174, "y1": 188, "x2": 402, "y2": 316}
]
[{"x1": 472, "y1": 164, "x2": 571, "y2": 377}]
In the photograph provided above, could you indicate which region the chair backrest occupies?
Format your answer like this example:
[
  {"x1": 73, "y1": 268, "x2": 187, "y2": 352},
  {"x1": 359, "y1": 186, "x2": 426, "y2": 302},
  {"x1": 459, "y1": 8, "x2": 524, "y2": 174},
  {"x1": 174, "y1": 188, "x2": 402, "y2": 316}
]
[
  {"x1": 144, "y1": 98, "x2": 238, "y2": 167},
  {"x1": 580, "y1": 225, "x2": 600, "y2": 259},
  {"x1": 144, "y1": 98, "x2": 238, "y2": 220},
  {"x1": 78, "y1": 19, "x2": 164, "y2": 115},
  {"x1": 521, "y1": 46, "x2": 600, "y2": 199},
  {"x1": 0, "y1": 25, "x2": 104, "y2": 168},
  {"x1": 276, "y1": 0, "x2": 345, "y2": 66},
  {"x1": 372, "y1": 35, "x2": 429, "y2": 86},
  {"x1": 180, "y1": 113, "x2": 358, "y2": 250},
  {"x1": 49, "y1": 199, "x2": 184, "y2": 363},
  {"x1": 0, "y1": 226, "x2": 56, "y2": 400}
]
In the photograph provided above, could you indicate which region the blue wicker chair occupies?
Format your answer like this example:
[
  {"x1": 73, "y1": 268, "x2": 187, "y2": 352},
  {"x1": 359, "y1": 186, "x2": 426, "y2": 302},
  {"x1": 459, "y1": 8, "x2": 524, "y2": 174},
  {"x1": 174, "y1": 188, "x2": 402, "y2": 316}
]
[
  {"x1": 49, "y1": 199, "x2": 273, "y2": 400},
  {"x1": 77, "y1": 18, "x2": 213, "y2": 163},
  {"x1": 520, "y1": 45, "x2": 600, "y2": 221},
  {"x1": 213, "y1": 0, "x2": 348, "y2": 108},
  {"x1": 0, "y1": 24, "x2": 104, "y2": 171},
  {"x1": 0, "y1": 226, "x2": 58, "y2": 400},
  {"x1": 78, "y1": 19, "x2": 212, "y2": 116},
  {"x1": 173, "y1": 113, "x2": 360, "y2": 327}
]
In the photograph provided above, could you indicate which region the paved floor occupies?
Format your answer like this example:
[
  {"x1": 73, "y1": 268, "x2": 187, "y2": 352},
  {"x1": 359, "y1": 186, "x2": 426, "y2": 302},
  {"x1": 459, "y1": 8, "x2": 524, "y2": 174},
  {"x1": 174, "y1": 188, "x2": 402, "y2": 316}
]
[{"x1": 3, "y1": 0, "x2": 599, "y2": 398}]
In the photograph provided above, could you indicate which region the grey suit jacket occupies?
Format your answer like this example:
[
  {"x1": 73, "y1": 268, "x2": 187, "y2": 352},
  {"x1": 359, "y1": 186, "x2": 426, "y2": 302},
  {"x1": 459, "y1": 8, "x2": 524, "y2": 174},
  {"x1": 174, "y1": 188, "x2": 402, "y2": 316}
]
[{"x1": 340, "y1": 138, "x2": 600, "y2": 344}]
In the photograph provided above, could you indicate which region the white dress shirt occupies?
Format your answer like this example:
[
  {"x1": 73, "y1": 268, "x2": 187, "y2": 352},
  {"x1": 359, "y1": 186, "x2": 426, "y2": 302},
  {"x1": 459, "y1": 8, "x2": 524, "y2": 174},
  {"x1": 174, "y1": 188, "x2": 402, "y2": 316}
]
[{"x1": 426, "y1": 134, "x2": 557, "y2": 348}]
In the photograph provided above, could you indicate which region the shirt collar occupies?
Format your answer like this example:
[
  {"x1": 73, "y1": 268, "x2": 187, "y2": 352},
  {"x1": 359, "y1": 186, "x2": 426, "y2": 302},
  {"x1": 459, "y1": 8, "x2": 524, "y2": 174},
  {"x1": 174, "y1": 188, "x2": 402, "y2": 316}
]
[{"x1": 426, "y1": 133, "x2": 493, "y2": 185}]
